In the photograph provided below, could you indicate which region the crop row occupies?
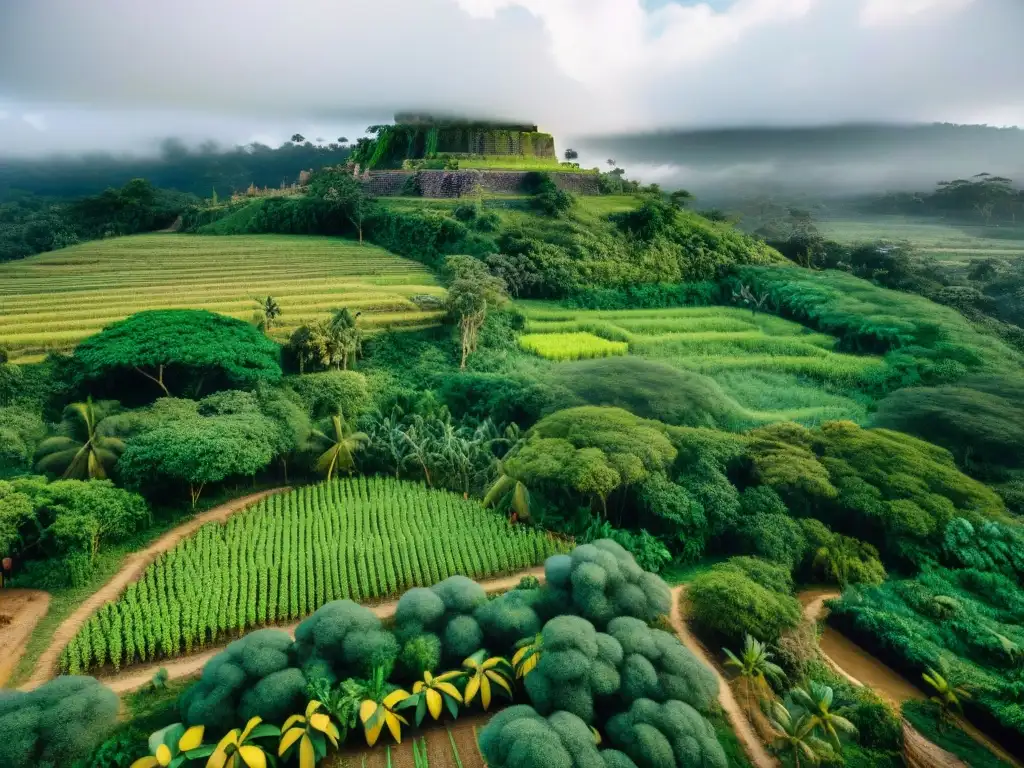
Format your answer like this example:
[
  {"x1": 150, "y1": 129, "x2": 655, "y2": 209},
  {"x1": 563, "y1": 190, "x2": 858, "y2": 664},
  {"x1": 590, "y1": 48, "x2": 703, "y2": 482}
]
[
  {"x1": 59, "y1": 477, "x2": 566, "y2": 673},
  {"x1": 518, "y1": 332, "x2": 629, "y2": 361}
]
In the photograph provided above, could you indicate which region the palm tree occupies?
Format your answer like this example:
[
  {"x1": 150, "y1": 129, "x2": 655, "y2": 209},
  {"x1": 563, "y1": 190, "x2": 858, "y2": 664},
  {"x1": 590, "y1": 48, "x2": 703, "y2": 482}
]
[
  {"x1": 330, "y1": 308, "x2": 363, "y2": 370},
  {"x1": 765, "y1": 700, "x2": 834, "y2": 767},
  {"x1": 923, "y1": 665, "x2": 972, "y2": 731},
  {"x1": 257, "y1": 295, "x2": 282, "y2": 334},
  {"x1": 791, "y1": 681, "x2": 858, "y2": 751},
  {"x1": 309, "y1": 411, "x2": 369, "y2": 481},
  {"x1": 723, "y1": 634, "x2": 787, "y2": 713},
  {"x1": 34, "y1": 398, "x2": 125, "y2": 480}
]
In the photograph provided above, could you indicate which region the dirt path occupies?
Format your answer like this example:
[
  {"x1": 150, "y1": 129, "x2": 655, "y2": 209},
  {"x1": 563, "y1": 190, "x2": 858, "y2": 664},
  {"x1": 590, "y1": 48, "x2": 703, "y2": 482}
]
[
  {"x1": 670, "y1": 586, "x2": 778, "y2": 768},
  {"x1": 0, "y1": 589, "x2": 51, "y2": 687},
  {"x1": 23, "y1": 488, "x2": 289, "y2": 689},
  {"x1": 800, "y1": 589, "x2": 1021, "y2": 768},
  {"x1": 96, "y1": 566, "x2": 546, "y2": 694}
]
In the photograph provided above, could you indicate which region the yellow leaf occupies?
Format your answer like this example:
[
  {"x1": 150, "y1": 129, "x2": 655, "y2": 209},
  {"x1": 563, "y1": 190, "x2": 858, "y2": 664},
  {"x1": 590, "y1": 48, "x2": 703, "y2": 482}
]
[
  {"x1": 206, "y1": 746, "x2": 229, "y2": 768},
  {"x1": 413, "y1": 681, "x2": 425, "y2": 694},
  {"x1": 156, "y1": 744, "x2": 172, "y2": 767},
  {"x1": 481, "y1": 675, "x2": 492, "y2": 710},
  {"x1": 309, "y1": 713, "x2": 332, "y2": 734},
  {"x1": 435, "y1": 670, "x2": 463, "y2": 683},
  {"x1": 305, "y1": 700, "x2": 322, "y2": 719},
  {"x1": 359, "y1": 700, "x2": 379, "y2": 725},
  {"x1": 364, "y1": 711, "x2": 386, "y2": 747},
  {"x1": 278, "y1": 727, "x2": 304, "y2": 757},
  {"x1": 129, "y1": 757, "x2": 160, "y2": 768},
  {"x1": 237, "y1": 745, "x2": 267, "y2": 768},
  {"x1": 281, "y1": 715, "x2": 305, "y2": 734},
  {"x1": 464, "y1": 675, "x2": 481, "y2": 705},
  {"x1": 299, "y1": 734, "x2": 316, "y2": 768},
  {"x1": 325, "y1": 722, "x2": 340, "y2": 748},
  {"x1": 435, "y1": 681, "x2": 463, "y2": 702},
  {"x1": 487, "y1": 670, "x2": 513, "y2": 696},
  {"x1": 239, "y1": 717, "x2": 263, "y2": 744},
  {"x1": 385, "y1": 712, "x2": 403, "y2": 744},
  {"x1": 482, "y1": 657, "x2": 507, "y2": 670},
  {"x1": 426, "y1": 689, "x2": 443, "y2": 720},
  {"x1": 463, "y1": 657, "x2": 480, "y2": 670},
  {"x1": 521, "y1": 654, "x2": 539, "y2": 677},
  {"x1": 512, "y1": 646, "x2": 529, "y2": 665},
  {"x1": 424, "y1": 671, "x2": 433, "y2": 684},
  {"x1": 224, "y1": 755, "x2": 237, "y2": 768},
  {"x1": 383, "y1": 689, "x2": 411, "y2": 709},
  {"x1": 179, "y1": 725, "x2": 205, "y2": 752}
]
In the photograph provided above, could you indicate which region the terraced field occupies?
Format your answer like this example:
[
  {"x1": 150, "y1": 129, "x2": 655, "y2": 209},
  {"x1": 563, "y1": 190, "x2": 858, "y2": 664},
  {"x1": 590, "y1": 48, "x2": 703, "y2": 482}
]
[
  {"x1": 517, "y1": 302, "x2": 878, "y2": 428},
  {"x1": 0, "y1": 234, "x2": 444, "y2": 362}
]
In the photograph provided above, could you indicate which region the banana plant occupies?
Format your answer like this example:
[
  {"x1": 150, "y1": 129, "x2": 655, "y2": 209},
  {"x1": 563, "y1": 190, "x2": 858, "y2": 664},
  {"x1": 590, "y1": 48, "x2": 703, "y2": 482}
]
[
  {"x1": 512, "y1": 634, "x2": 542, "y2": 679},
  {"x1": 279, "y1": 700, "x2": 340, "y2": 768},
  {"x1": 397, "y1": 670, "x2": 465, "y2": 726},
  {"x1": 462, "y1": 650, "x2": 514, "y2": 711},
  {"x1": 131, "y1": 723, "x2": 212, "y2": 768},
  {"x1": 358, "y1": 666, "x2": 412, "y2": 746},
  {"x1": 207, "y1": 716, "x2": 280, "y2": 768}
]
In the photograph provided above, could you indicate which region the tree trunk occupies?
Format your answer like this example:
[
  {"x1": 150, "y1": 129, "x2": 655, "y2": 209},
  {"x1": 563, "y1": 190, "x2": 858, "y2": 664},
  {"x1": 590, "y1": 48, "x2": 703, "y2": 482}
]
[{"x1": 135, "y1": 364, "x2": 170, "y2": 396}]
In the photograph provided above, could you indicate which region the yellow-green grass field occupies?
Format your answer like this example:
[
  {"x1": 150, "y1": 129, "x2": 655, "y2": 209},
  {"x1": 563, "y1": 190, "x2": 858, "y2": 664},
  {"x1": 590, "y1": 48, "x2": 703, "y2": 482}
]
[
  {"x1": 516, "y1": 302, "x2": 878, "y2": 427},
  {"x1": 0, "y1": 234, "x2": 445, "y2": 362},
  {"x1": 818, "y1": 215, "x2": 1024, "y2": 267},
  {"x1": 519, "y1": 331, "x2": 629, "y2": 360}
]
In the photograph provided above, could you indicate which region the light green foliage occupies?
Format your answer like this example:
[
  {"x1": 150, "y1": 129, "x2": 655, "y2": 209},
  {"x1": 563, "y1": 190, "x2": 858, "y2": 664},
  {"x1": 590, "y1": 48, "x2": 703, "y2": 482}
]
[
  {"x1": 71, "y1": 309, "x2": 282, "y2": 397},
  {"x1": 519, "y1": 332, "x2": 629, "y2": 361},
  {"x1": 545, "y1": 539, "x2": 673, "y2": 628},
  {"x1": 0, "y1": 234, "x2": 443, "y2": 362},
  {"x1": 800, "y1": 519, "x2": 887, "y2": 587},
  {"x1": 397, "y1": 633, "x2": 442, "y2": 679},
  {"x1": 688, "y1": 558, "x2": 802, "y2": 645},
  {"x1": 0, "y1": 676, "x2": 120, "y2": 768},
  {"x1": 293, "y1": 600, "x2": 398, "y2": 683},
  {"x1": 479, "y1": 706, "x2": 617, "y2": 768},
  {"x1": 605, "y1": 698, "x2": 728, "y2": 768},
  {"x1": 289, "y1": 370, "x2": 371, "y2": 419},
  {"x1": 179, "y1": 629, "x2": 306, "y2": 735},
  {"x1": 607, "y1": 616, "x2": 718, "y2": 711},
  {"x1": 395, "y1": 575, "x2": 488, "y2": 664},
  {"x1": 830, "y1": 568, "x2": 1024, "y2": 741},
  {"x1": 60, "y1": 477, "x2": 562, "y2": 671},
  {"x1": 523, "y1": 615, "x2": 623, "y2": 723}
]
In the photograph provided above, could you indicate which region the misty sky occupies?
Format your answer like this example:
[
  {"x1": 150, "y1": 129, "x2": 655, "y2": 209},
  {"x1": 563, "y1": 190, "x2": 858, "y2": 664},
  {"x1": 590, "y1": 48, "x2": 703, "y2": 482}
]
[{"x1": 1, "y1": 0, "x2": 1022, "y2": 156}]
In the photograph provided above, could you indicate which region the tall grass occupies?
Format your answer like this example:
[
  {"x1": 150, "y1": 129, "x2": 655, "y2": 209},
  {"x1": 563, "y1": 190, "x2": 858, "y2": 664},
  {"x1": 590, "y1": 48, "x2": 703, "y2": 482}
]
[{"x1": 518, "y1": 332, "x2": 629, "y2": 361}]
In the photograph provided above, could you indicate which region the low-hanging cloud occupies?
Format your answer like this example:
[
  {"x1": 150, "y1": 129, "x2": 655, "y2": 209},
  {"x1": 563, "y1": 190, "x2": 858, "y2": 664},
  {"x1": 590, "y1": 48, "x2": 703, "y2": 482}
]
[{"x1": 0, "y1": 0, "x2": 1022, "y2": 155}]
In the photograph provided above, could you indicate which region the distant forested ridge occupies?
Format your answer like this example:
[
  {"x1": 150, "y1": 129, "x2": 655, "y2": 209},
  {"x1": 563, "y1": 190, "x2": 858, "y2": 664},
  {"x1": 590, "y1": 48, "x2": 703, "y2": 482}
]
[{"x1": 0, "y1": 139, "x2": 350, "y2": 199}]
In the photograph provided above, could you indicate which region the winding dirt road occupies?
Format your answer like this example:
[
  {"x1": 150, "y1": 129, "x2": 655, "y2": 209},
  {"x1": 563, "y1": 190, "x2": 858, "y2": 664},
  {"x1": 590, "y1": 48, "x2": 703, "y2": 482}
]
[
  {"x1": 801, "y1": 590, "x2": 1021, "y2": 768},
  {"x1": 22, "y1": 487, "x2": 289, "y2": 689},
  {"x1": 670, "y1": 586, "x2": 778, "y2": 768},
  {"x1": 0, "y1": 589, "x2": 51, "y2": 687}
]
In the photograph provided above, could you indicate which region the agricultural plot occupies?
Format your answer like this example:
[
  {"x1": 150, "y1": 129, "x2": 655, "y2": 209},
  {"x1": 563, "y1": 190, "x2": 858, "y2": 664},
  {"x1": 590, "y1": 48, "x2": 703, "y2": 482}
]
[
  {"x1": 518, "y1": 331, "x2": 628, "y2": 360},
  {"x1": 0, "y1": 234, "x2": 445, "y2": 362},
  {"x1": 517, "y1": 302, "x2": 877, "y2": 427},
  {"x1": 59, "y1": 477, "x2": 564, "y2": 673}
]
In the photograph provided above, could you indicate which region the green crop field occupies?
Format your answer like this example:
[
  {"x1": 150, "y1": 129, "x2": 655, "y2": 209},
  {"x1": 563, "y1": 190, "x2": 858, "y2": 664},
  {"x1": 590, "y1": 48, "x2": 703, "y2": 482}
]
[
  {"x1": 0, "y1": 233, "x2": 445, "y2": 362},
  {"x1": 59, "y1": 477, "x2": 565, "y2": 674},
  {"x1": 818, "y1": 214, "x2": 1024, "y2": 267},
  {"x1": 517, "y1": 302, "x2": 877, "y2": 427},
  {"x1": 518, "y1": 331, "x2": 628, "y2": 360}
]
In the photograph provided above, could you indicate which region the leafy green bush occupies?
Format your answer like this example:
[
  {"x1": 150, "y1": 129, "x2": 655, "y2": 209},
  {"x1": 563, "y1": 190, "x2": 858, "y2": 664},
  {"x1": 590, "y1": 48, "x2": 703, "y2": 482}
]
[
  {"x1": 292, "y1": 599, "x2": 399, "y2": 684},
  {"x1": 288, "y1": 370, "x2": 370, "y2": 419},
  {"x1": 0, "y1": 676, "x2": 120, "y2": 768},
  {"x1": 479, "y1": 706, "x2": 613, "y2": 768},
  {"x1": 606, "y1": 698, "x2": 728, "y2": 768},
  {"x1": 394, "y1": 576, "x2": 488, "y2": 665},
  {"x1": 688, "y1": 558, "x2": 801, "y2": 645}
]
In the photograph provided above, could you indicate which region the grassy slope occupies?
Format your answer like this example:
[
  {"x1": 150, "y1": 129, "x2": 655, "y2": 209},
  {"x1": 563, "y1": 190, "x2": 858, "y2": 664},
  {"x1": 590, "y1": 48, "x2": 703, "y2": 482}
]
[{"x1": 0, "y1": 233, "x2": 443, "y2": 361}]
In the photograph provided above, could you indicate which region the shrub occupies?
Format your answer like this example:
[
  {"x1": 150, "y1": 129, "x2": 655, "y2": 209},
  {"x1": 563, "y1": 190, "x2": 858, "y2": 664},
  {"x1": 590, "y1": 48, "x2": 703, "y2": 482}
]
[
  {"x1": 475, "y1": 587, "x2": 548, "y2": 653},
  {"x1": 544, "y1": 540, "x2": 672, "y2": 629},
  {"x1": 524, "y1": 616, "x2": 623, "y2": 723},
  {"x1": 479, "y1": 706, "x2": 612, "y2": 768},
  {"x1": 397, "y1": 633, "x2": 441, "y2": 679},
  {"x1": 288, "y1": 370, "x2": 370, "y2": 419},
  {"x1": 738, "y1": 511, "x2": 807, "y2": 571},
  {"x1": 688, "y1": 560, "x2": 801, "y2": 645},
  {"x1": 292, "y1": 599, "x2": 399, "y2": 684},
  {"x1": 0, "y1": 676, "x2": 120, "y2": 768},
  {"x1": 179, "y1": 629, "x2": 305, "y2": 735},
  {"x1": 605, "y1": 698, "x2": 728, "y2": 768},
  {"x1": 394, "y1": 576, "x2": 488, "y2": 664}
]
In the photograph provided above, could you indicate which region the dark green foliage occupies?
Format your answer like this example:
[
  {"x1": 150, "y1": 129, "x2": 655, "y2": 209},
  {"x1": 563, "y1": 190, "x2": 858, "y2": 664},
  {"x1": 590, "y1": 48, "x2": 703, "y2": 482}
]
[
  {"x1": 397, "y1": 634, "x2": 442, "y2": 679},
  {"x1": 872, "y1": 377, "x2": 1024, "y2": 475},
  {"x1": 611, "y1": 199, "x2": 677, "y2": 241},
  {"x1": 737, "y1": 511, "x2": 806, "y2": 571},
  {"x1": 688, "y1": 558, "x2": 801, "y2": 646},
  {"x1": 607, "y1": 616, "x2": 718, "y2": 711},
  {"x1": 288, "y1": 370, "x2": 370, "y2": 419},
  {"x1": 942, "y1": 517, "x2": 1024, "y2": 582},
  {"x1": 394, "y1": 576, "x2": 488, "y2": 664},
  {"x1": 526, "y1": 173, "x2": 575, "y2": 217},
  {"x1": 524, "y1": 615, "x2": 623, "y2": 723},
  {"x1": 544, "y1": 540, "x2": 673, "y2": 629},
  {"x1": 475, "y1": 587, "x2": 548, "y2": 653},
  {"x1": 638, "y1": 474, "x2": 708, "y2": 564},
  {"x1": 479, "y1": 706, "x2": 614, "y2": 768},
  {"x1": 0, "y1": 405, "x2": 46, "y2": 477},
  {"x1": 292, "y1": 599, "x2": 399, "y2": 684},
  {"x1": 581, "y1": 522, "x2": 672, "y2": 574},
  {"x1": 72, "y1": 310, "x2": 281, "y2": 401},
  {"x1": 0, "y1": 676, "x2": 119, "y2": 768},
  {"x1": 179, "y1": 629, "x2": 305, "y2": 734},
  {"x1": 564, "y1": 281, "x2": 719, "y2": 310},
  {"x1": 829, "y1": 568, "x2": 1024, "y2": 745},
  {"x1": 605, "y1": 698, "x2": 728, "y2": 768},
  {"x1": 902, "y1": 700, "x2": 1010, "y2": 768},
  {"x1": 437, "y1": 372, "x2": 558, "y2": 427},
  {"x1": 546, "y1": 358, "x2": 734, "y2": 428}
]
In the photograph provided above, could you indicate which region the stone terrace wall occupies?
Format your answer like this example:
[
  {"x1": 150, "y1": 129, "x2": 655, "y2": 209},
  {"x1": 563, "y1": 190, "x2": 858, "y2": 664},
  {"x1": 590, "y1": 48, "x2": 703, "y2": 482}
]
[{"x1": 359, "y1": 170, "x2": 600, "y2": 198}]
